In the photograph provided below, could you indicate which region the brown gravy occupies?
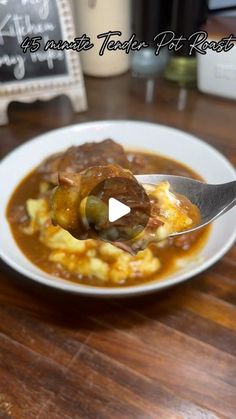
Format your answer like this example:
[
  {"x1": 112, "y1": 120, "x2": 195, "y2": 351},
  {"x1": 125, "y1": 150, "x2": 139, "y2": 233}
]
[{"x1": 7, "y1": 150, "x2": 210, "y2": 287}]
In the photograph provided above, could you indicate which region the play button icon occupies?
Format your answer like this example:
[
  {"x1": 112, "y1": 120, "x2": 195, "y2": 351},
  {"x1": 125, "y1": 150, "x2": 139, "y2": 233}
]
[
  {"x1": 108, "y1": 198, "x2": 131, "y2": 222},
  {"x1": 85, "y1": 175, "x2": 150, "y2": 243}
]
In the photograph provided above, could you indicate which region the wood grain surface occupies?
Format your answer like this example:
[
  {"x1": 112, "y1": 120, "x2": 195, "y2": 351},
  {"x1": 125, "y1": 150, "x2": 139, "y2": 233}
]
[{"x1": 0, "y1": 74, "x2": 235, "y2": 419}]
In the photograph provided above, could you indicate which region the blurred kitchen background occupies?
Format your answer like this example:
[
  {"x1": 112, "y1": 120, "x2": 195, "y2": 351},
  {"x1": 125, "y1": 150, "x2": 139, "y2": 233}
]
[
  {"x1": 70, "y1": 0, "x2": 236, "y2": 107},
  {"x1": 0, "y1": 0, "x2": 236, "y2": 144}
]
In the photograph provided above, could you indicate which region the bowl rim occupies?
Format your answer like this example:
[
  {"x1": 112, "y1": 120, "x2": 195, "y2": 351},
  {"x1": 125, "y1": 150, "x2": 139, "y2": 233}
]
[{"x1": 0, "y1": 120, "x2": 236, "y2": 297}]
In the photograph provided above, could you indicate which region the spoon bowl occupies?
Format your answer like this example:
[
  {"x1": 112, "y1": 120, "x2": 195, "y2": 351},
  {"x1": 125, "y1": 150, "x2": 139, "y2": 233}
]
[{"x1": 136, "y1": 175, "x2": 236, "y2": 236}]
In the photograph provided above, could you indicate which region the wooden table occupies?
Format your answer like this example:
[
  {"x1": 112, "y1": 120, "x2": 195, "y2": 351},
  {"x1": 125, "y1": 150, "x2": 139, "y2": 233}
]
[{"x1": 0, "y1": 74, "x2": 235, "y2": 419}]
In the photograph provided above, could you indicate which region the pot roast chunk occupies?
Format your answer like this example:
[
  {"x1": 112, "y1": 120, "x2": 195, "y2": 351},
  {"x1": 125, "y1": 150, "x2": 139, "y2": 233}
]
[
  {"x1": 37, "y1": 139, "x2": 130, "y2": 184},
  {"x1": 51, "y1": 164, "x2": 200, "y2": 254}
]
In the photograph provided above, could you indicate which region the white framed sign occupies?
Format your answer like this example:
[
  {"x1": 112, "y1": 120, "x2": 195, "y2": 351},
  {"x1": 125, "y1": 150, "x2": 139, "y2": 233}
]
[{"x1": 0, "y1": 0, "x2": 87, "y2": 125}]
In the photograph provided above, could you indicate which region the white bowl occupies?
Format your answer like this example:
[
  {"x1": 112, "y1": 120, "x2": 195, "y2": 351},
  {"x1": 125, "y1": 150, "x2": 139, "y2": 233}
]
[{"x1": 0, "y1": 121, "x2": 235, "y2": 297}]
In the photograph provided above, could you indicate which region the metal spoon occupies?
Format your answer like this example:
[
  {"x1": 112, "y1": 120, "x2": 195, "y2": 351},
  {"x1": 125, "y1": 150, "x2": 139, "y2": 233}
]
[{"x1": 135, "y1": 175, "x2": 236, "y2": 236}]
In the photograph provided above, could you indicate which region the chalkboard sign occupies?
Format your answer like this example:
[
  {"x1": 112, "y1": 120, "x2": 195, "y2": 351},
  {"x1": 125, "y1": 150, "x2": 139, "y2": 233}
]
[{"x1": 0, "y1": 0, "x2": 87, "y2": 125}]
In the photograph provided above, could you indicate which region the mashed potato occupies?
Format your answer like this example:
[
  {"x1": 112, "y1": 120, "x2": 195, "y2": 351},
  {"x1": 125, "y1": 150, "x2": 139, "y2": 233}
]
[
  {"x1": 24, "y1": 197, "x2": 161, "y2": 284},
  {"x1": 22, "y1": 181, "x2": 196, "y2": 284},
  {"x1": 146, "y1": 181, "x2": 193, "y2": 239}
]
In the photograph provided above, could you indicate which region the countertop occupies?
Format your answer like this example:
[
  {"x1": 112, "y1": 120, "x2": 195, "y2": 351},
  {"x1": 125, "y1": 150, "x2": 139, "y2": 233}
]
[{"x1": 0, "y1": 74, "x2": 235, "y2": 418}]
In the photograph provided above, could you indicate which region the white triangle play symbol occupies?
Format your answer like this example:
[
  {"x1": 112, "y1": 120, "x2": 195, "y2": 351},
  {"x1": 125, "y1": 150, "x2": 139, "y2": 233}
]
[{"x1": 108, "y1": 198, "x2": 131, "y2": 223}]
